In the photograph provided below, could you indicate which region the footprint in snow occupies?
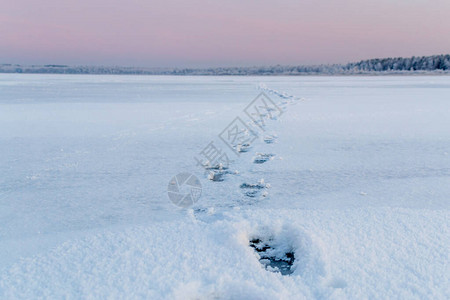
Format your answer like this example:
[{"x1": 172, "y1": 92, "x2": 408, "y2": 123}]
[
  {"x1": 239, "y1": 179, "x2": 270, "y2": 198},
  {"x1": 249, "y1": 237, "x2": 295, "y2": 275},
  {"x1": 202, "y1": 162, "x2": 237, "y2": 182},
  {"x1": 247, "y1": 225, "x2": 331, "y2": 293},
  {"x1": 253, "y1": 153, "x2": 276, "y2": 164},
  {"x1": 236, "y1": 143, "x2": 252, "y2": 153},
  {"x1": 248, "y1": 225, "x2": 347, "y2": 297},
  {"x1": 263, "y1": 134, "x2": 278, "y2": 144}
]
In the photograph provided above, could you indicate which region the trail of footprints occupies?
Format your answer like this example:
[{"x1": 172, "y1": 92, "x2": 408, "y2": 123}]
[
  {"x1": 206, "y1": 127, "x2": 278, "y2": 199},
  {"x1": 204, "y1": 87, "x2": 303, "y2": 276},
  {"x1": 199, "y1": 89, "x2": 344, "y2": 286},
  {"x1": 205, "y1": 87, "x2": 296, "y2": 201}
]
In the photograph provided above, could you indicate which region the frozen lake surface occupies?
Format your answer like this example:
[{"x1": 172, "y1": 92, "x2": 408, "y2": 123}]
[{"x1": 0, "y1": 75, "x2": 449, "y2": 298}]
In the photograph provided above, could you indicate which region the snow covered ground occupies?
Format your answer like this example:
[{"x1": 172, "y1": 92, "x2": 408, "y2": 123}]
[{"x1": 0, "y1": 75, "x2": 449, "y2": 299}]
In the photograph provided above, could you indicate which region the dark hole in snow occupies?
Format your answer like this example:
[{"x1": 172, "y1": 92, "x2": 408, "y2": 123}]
[
  {"x1": 253, "y1": 157, "x2": 269, "y2": 164},
  {"x1": 249, "y1": 238, "x2": 295, "y2": 276}
]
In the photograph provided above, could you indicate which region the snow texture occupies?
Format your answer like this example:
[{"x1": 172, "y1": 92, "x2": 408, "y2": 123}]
[{"x1": 0, "y1": 75, "x2": 449, "y2": 299}]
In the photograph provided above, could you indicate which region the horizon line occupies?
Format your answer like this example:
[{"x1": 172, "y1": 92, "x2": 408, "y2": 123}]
[{"x1": 2, "y1": 54, "x2": 450, "y2": 70}]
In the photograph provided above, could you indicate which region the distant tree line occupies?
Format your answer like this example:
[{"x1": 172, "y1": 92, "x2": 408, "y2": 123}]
[
  {"x1": 344, "y1": 55, "x2": 450, "y2": 72},
  {"x1": 1, "y1": 55, "x2": 449, "y2": 75}
]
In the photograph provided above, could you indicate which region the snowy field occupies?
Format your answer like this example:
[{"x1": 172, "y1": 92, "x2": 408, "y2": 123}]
[{"x1": 0, "y1": 74, "x2": 449, "y2": 299}]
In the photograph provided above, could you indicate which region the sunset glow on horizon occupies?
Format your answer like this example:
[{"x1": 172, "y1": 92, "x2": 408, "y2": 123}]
[{"x1": 1, "y1": 0, "x2": 449, "y2": 67}]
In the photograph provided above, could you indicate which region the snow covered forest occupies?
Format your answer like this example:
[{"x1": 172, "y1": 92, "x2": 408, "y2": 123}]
[{"x1": 1, "y1": 54, "x2": 449, "y2": 75}]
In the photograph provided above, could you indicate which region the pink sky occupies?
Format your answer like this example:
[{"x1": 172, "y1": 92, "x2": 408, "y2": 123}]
[{"x1": 1, "y1": 0, "x2": 449, "y2": 67}]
